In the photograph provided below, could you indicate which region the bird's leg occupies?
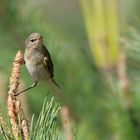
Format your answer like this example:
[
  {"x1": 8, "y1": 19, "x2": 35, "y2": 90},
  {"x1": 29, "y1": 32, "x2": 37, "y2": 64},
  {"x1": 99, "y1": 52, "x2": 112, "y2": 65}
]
[
  {"x1": 22, "y1": 58, "x2": 25, "y2": 65},
  {"x1": 14, "y1": 81, "x2": 38, "y2": 96}
]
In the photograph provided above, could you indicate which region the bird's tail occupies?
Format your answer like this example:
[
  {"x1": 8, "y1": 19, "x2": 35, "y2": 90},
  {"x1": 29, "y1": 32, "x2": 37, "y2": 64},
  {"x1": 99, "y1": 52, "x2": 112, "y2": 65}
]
[{"x1": 51, "y1": 78, "x2": 61, "y2": 89}]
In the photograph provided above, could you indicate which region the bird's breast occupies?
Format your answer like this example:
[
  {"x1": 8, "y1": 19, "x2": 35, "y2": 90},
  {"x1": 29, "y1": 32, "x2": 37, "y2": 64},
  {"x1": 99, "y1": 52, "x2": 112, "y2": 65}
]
[{"x1": 24, "y1": 50, "x2": 50, "y2": 81}]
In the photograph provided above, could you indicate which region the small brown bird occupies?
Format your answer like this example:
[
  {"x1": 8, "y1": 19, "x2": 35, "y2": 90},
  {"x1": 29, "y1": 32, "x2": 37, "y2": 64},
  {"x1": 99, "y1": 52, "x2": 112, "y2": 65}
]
[{"x1": 15, "y1": 32, "x2": 60, "y2": 96}]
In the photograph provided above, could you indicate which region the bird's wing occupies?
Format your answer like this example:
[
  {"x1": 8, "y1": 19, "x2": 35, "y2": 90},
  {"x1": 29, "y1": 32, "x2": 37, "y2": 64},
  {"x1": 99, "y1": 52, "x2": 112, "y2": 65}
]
[{"x1": 43, "y1": 45, "x2": 54, "y2": 78}]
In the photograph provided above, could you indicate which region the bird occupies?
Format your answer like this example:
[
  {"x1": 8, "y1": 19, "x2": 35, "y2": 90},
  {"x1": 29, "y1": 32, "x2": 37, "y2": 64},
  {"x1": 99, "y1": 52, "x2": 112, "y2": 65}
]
[{"x1": 15, "y1": 32, "x2": 60, "y2": 96}]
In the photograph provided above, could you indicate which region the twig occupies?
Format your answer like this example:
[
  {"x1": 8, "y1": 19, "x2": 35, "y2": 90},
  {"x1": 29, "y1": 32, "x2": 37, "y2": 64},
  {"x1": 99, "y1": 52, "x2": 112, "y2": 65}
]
[
  {"x1": 60, "y1": 106, "x2": 73, "y2": 140},
  {"x1": 118, "y1": 43, "x2": 130, "y2": 108}
]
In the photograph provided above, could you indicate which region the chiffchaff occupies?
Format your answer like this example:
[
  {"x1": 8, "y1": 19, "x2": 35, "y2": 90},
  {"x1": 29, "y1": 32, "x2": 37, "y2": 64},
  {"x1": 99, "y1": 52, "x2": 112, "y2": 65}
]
[{"x1": 15, "y1": 32, "x2": 60, "y2": 96}]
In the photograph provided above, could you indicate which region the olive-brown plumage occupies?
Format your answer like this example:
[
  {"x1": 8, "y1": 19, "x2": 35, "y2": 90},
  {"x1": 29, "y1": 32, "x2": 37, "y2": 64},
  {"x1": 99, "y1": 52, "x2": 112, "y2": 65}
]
[
  {"x1": 24, "y1": 32, "x2": 60, "y2": 88},
  {"x1": 15, "y1": 32, "x2": 60, "y2": 96}
]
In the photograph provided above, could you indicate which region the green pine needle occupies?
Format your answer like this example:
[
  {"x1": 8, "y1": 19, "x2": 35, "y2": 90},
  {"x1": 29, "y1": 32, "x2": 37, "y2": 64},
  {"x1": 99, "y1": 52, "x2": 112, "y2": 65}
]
[{"x1": 30, "y1": 97, "x2": 61, "y2": 140}]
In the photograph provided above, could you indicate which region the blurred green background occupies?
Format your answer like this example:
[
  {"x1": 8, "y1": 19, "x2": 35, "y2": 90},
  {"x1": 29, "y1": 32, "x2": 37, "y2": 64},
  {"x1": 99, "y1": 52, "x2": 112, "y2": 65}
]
[{"x1": 1, "y1": 0, "x2": 140, "y2": 139}]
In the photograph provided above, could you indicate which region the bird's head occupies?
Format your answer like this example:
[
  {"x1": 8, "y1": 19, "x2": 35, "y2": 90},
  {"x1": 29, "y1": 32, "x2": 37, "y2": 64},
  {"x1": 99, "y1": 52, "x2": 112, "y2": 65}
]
[{"x1": 25, "y1": 32, "x2": 43, "y2": 50}]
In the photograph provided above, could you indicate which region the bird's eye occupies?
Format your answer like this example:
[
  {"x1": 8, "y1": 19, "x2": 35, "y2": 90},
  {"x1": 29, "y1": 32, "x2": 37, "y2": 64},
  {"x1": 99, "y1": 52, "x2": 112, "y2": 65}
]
[{"x1": 30, "y1": 39, "x2": 36, "y2": 42}]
